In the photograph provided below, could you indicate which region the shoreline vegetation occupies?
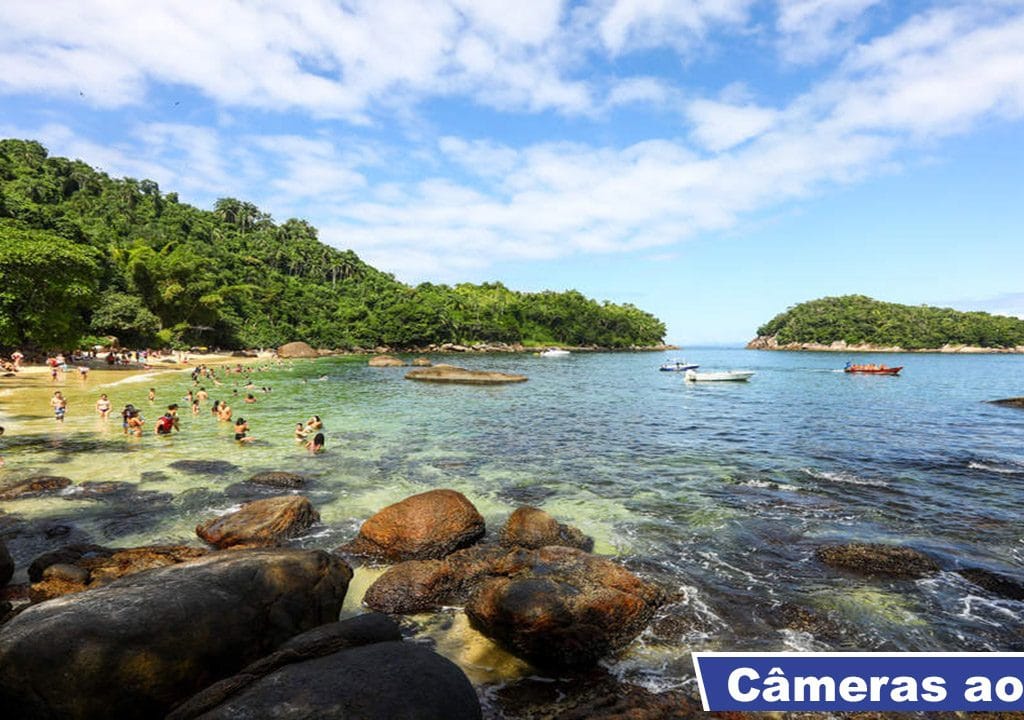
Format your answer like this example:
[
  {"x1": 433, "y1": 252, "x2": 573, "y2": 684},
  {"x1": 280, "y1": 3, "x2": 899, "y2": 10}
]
[
  {"x1": 749, "y1": 295, "x2": 1024, "y2": 353},
  {"x1": 0, "y1": 139, "x2": 667, "y2": 356}
]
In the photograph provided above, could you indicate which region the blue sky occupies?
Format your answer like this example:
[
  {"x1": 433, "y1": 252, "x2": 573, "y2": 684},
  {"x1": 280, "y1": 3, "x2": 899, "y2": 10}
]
[{"x1": 2, "y1": 0, "x2": 1023, "y2": 344}]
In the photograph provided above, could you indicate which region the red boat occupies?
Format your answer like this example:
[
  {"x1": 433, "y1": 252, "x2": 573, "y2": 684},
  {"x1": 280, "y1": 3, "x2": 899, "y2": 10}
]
[{"x1": 844, "y1": 363, "x2": 902, "y2": 375}]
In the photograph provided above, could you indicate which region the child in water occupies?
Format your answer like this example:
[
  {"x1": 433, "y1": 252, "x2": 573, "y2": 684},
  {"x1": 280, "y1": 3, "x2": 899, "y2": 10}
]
[{"x1": 294, "y1": 422, "x2": 308, "y2": 441}]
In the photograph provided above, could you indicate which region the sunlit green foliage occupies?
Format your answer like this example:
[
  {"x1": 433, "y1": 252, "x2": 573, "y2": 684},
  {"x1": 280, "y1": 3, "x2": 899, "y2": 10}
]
[
  {"x1": 757, "y1": 295, "x2": 1024, "y2": 349},
  {"x1": 0, "y1": 139, "x2": 666, "y2": 351}
]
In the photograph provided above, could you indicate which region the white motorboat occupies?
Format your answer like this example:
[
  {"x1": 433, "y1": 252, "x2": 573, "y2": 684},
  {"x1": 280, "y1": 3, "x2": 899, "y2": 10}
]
[
  {"x1": 659, "y1": 360, "x2": 699, "y2": 372},
  {"x1": 539, "y1": 348, "x2": 570, "y2": 357},
  {"x1": 684, "y1": 369, "x2": 754, "y2": 382}
]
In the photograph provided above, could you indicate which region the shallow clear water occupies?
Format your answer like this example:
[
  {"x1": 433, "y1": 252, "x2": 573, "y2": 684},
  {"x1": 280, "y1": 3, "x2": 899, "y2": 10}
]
[{"x1": 3, "y1": 349, "x2": 1024, "y2": 690}]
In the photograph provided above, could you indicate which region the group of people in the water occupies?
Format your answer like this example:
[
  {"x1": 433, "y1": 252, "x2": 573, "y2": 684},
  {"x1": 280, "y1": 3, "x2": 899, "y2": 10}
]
[{"x1": 37, "y1": 361, "x2": 324, "y2": 453}]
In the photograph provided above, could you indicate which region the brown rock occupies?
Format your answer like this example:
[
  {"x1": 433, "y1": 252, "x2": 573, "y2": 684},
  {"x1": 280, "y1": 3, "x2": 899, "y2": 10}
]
[
  {"x1": 465, "y1": 546, "x2": 665, "y2": 668},
  {"x1": 339, "y1": 489, "x2": 485, "y2": 561},
  {"x1": 411, "y1": 357, "x2": 432, "y2": 366},
  {"x1": 815, "y1": 543, "x2": 940, "y2": 578},
  {"x1": 276, "y1": 341, "x2": 318, "y2": 358},
  {"x1": 0, "y1": 475, "x2": 72, "y2": 500},
  {"x1": 405, "y1": 364, "x2": 527, "y2": 384},
  {"x1": 499, "y1": 506, "x2": 594, "y2": 551},
  {"x1": 197, "y1": 496, "x2": 320, "y2": 549},
  {"x1": 989, "y1": 397, "x2": 1024, "y2": 409},
  {"x1": 368, "y1": 355, "x2": 407, "y2": 367}
]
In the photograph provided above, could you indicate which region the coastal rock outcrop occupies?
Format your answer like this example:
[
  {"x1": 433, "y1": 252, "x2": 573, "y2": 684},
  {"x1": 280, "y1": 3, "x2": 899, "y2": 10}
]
[
  {"x1": 247, "y1": 470, "x2": 307, "y2": 489},
  {"x1": 28, "y1": 544, "x2": 208, "y2": 602},
  {"x1": 0, "y1": 549, "x2": 352, "y2": 720},
  {"x1": 815, "y1": 543, "x2": 940, "y2": 578},
  {"x1": 989, "y1": 397, "x2": 1024, "y2": 409},
  {"x1": 499, "y1": 506, "x2": 594, "y2": 551},
  {"x1": 168, "y1": 614, "x2": 481, "y2": 720},
  {"x1": 368, "y1": 354, "x2": 406, "y2": 367},
  {"x1": 0, "y1": 475, "x2": 72, "y2": 500},
  {"x1": 405, "y1": 364, "x2": 527, "y2": 384},
  {"x1": 465, "y1": 546, "x2": 665, "y2": 668},
  {"x1": 276, "y1": 341, "x2": 318, "y2": 358},
  {"x1": 339, "y1": 489, "x2": 485, "y2": 561},
  {"x1": 196, "y1": 495, "x2": 320, "y2": 548},
  {"x1": 0, "y1": 540, "x2": 12, "y2": 586},
  {"x1": 412, "y1": 357, "x2": 433, "y2": 366}
]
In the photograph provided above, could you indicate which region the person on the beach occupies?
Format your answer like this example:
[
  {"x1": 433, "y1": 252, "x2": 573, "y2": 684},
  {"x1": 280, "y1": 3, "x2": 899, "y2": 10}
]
[
  {"x1": 234, "y1": 417, "x2": 255, "y2": 443},
  {"x1": 48, "y1": 357, "x2": 58, "y2": 382},
  {"x1": 294, "y1": 422, "x2": 308, "y2": 441},
  {"x1": 96, "y1": 394, "x2": 111, "y2": 420},
  {"x1": 148, "y1": 388, "x2": 156, "y2": 403},
  {"x1": 306, "y1": 432, "x2": 325, "y2": 454},
  {"x1": 51, "y1": 391, "x2": 66, "y2": 422},
  {"x1": 11, "y1": 351, "x2": 23, "y2": 369}
]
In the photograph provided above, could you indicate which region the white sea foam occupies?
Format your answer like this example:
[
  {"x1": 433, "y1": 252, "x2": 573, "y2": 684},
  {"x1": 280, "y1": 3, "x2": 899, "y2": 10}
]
[
  {"x1": 98, "y1": 370, "x2": 180, "y2": 388},
  {"x1": 968, "y1": 460, "x2": 1024, "y2": 475},
  {"x1": 801, "y1": 467, "x2": 889, "y2": 487}
]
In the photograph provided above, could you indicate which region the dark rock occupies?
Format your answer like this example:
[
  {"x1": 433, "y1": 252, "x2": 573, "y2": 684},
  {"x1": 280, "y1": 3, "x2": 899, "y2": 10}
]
[
  {"x1": 959, "y1": 567, "x2": 1024, "y2": 600},
  {"x1": 42, "y1": 562, "x2": 90, "y2": 584},
  {"x1": 815, "y1": 543, "x2": 940, "y2": 578},
  {"x1": 499, "y1": 506, "x2": 594, "y2": 551},
  {"x1": 247, "y1": 471, "x2": 307, "y2": 489},
  {"x1": 178, "y1": 641, "x2": 481, "y2": 720},
  {"x1": 465, "y1": 546, "x2": 665, "y2": 669},
  {"x1": 989, "y1": 397, "x2": 1024, "y2": 409},
  {"x1": 29, "y1": 543, "x2": 112, "y2": 582},
  {"x1": 169, "y1": 459, "x2": 240, "y2": 475},
  {"x1": 0, "y1": 475, "x2": 72, "y2": 500},
  {"x1": 0, "y1": 549, "x2": 352, "y2": 720},
  {"x1": 168, "y1": 613, "x2": 403, "y2": 719},
  {"x1": 140, "y1": 471, "x2": 171, "y2": 483},
  {"x1": 339, "y1": 489, "x2": 485, "y2": 561},
  {"x1": 196, "y1": 495, "x2": 320, "y2": 548},
  {"x1": 0, "y1": 541, "x2": 12, "y2": 586},
  {"x1": 364, "y1": 544, "x2": 508, "y2": 614}
]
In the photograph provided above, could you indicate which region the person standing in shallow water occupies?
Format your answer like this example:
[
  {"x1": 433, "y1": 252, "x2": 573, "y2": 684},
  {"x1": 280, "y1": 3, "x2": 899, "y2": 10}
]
[
  {"x1": 51, "y1": 391, "x2": 66, "y2": 422},
  {"x1": 96, "y1": 394, "x2": 111, "y2": 420}
]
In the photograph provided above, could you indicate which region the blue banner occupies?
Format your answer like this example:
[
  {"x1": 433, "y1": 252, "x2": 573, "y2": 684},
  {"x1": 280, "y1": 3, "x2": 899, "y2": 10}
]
[{"x1": 693, "y1": 652, "x2": 1024, "y2": 711}]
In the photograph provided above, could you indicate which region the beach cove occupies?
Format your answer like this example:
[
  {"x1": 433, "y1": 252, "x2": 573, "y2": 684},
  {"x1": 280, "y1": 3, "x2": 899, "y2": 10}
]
[{"x1": 3, "y1": 348, "x2": 1024, "y2": 716}]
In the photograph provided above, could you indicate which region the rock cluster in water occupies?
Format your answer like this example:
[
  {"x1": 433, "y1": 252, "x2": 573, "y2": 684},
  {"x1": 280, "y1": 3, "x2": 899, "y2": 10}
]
[{"x1": 404, "y1": 364, "x2": 528, "y2": 384}]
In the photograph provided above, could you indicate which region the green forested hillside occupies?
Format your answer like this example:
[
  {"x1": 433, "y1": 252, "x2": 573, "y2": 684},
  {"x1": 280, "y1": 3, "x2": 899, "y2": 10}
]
[
  {"x1": 0, "y1": 139, "x2": 665, "y2": 352},
  {"x1": 755, "y1": 295, "x2": 1024, "y2": 349}
]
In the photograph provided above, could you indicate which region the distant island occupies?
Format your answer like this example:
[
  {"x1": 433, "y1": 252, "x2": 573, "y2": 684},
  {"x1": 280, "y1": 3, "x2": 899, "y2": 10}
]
[
  {"x1": 0, "y1": 139, "x2": 666, "y2": 354},
  {"x1": 748, "y1": 295, "x2": 1024, "y2": 353}
]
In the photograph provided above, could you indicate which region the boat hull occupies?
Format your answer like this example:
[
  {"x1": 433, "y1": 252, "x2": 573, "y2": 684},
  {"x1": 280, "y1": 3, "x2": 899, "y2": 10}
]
[
  {"x1": 684, "y1": 370, "x2": 754, "y2": 382},
  {"x1": 844, "y1": 366, "x2": 902, "y2": 375}
]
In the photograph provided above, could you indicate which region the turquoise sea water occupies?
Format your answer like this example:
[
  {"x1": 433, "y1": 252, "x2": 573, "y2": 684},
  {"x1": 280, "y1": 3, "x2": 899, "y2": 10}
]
[{"x1": 2, "y1": 348, "x2": 1024, "y2": 693}]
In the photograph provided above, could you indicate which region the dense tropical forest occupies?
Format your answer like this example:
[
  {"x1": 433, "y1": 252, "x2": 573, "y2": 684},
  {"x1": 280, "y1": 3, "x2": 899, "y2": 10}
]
[
  {"x1": 754, "y1": 295, "x2": 1024, "y2": 349},
  {"x1": 0, "y1": 139, "x2": 665, "y2": 352}
]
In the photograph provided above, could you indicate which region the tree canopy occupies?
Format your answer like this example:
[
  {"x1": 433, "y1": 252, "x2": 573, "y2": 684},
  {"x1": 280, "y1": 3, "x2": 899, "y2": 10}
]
[
  {"x1": 0, "y1": 139, "x2": 666, "y2": 352},
  {"x1": 755, "y1": 295, "x2": 1024, "y2": 349}
]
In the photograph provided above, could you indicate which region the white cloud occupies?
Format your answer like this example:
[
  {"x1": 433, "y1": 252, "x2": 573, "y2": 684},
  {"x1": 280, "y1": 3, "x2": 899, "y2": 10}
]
[
  {"x1": 687, "y1": 99, "x2": 779, "y2": 151},
  {"x1": 775, "y1": 0, "x2": 883, "y2": 64},
  {"x1": 597, "y1": 0, "x2": 753, "y2": 55}
]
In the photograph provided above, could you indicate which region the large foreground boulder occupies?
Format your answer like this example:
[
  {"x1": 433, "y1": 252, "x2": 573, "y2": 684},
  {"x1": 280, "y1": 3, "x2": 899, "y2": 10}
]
[
  {"x1": 815, "y1": 543, "x2": 940, "y2": 578},
  {"x1": 169, "y1": 614, "x2": 481, "y2": 720},
  {"x1": 465, "y1": 546, "x2": 665, "y2": 669},
  {"x1": 405, "y1": 364, "x2": 527, "y2": 384},
  {"x1": 196, "y1": 495, "x2": 320, "y2": 548},
  {"x1": 0, "y1": 549, "x2": 352, "y2": 720},
  {"x1": 276, "y1": 341, "x2": 319, "y2": 358},
  {"x1": 499, "y1": 506, "x2": 594, "y2": 551},
  {"x1": 339, "y1": 489, "x2": 485, "y2": 561}
]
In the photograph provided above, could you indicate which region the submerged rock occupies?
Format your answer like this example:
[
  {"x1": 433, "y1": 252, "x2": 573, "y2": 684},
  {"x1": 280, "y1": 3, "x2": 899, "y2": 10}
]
[
  {"x1": 465, "y1": 546, "x2": 665, "y2": 669},
  {"x1": 169, "y1": 459, "x2": 240, "y2": 476},
  {"x1": 247, "y1": 470, "x2": 307, "y2": 489},
  {"x1": 368, "y1": 354, "x2": 406, "y2": 367},
  {"x1": 959, "y1": 567, "x2": 1024, "y2": 600},
  {"x1": 0, "y1": 549, "x2": 352, "y2": 720},
  {"x1": 405, "y1": 364, "x2": 527, "y2": 384},
  {"x1": 339, "y1": 489, "x2": 485, "y2": 561},
  {"x1": 196, "y1": 495, "x2": 320, "y2": 549},
  {"x1": 0, "y1": 475, "x2": 72, "y2": 500},
  {"x1": 499, "y1": 506, "x2": 594, "y2": 551},
  {"x1": 815, "y1": 543, "x2": 940, "y2": 578},
  {"x1": 276, "y1": 341, "x2": 318, "y2": 358}
]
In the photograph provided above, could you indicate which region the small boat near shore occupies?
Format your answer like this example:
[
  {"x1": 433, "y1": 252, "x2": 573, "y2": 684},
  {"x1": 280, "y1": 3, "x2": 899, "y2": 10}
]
[
  {"x1": 539, "y1": 348, "x2": 570, "y2": 357},
  {"x1": 659, "y1": 360, "x2": 699, "y2": 372},
  {"x1": 684, "y1": 369, "x2": 754, "y2": 382},
  {"x1": 844, "y1": 363, "x2": 902, "y2": 375}
]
